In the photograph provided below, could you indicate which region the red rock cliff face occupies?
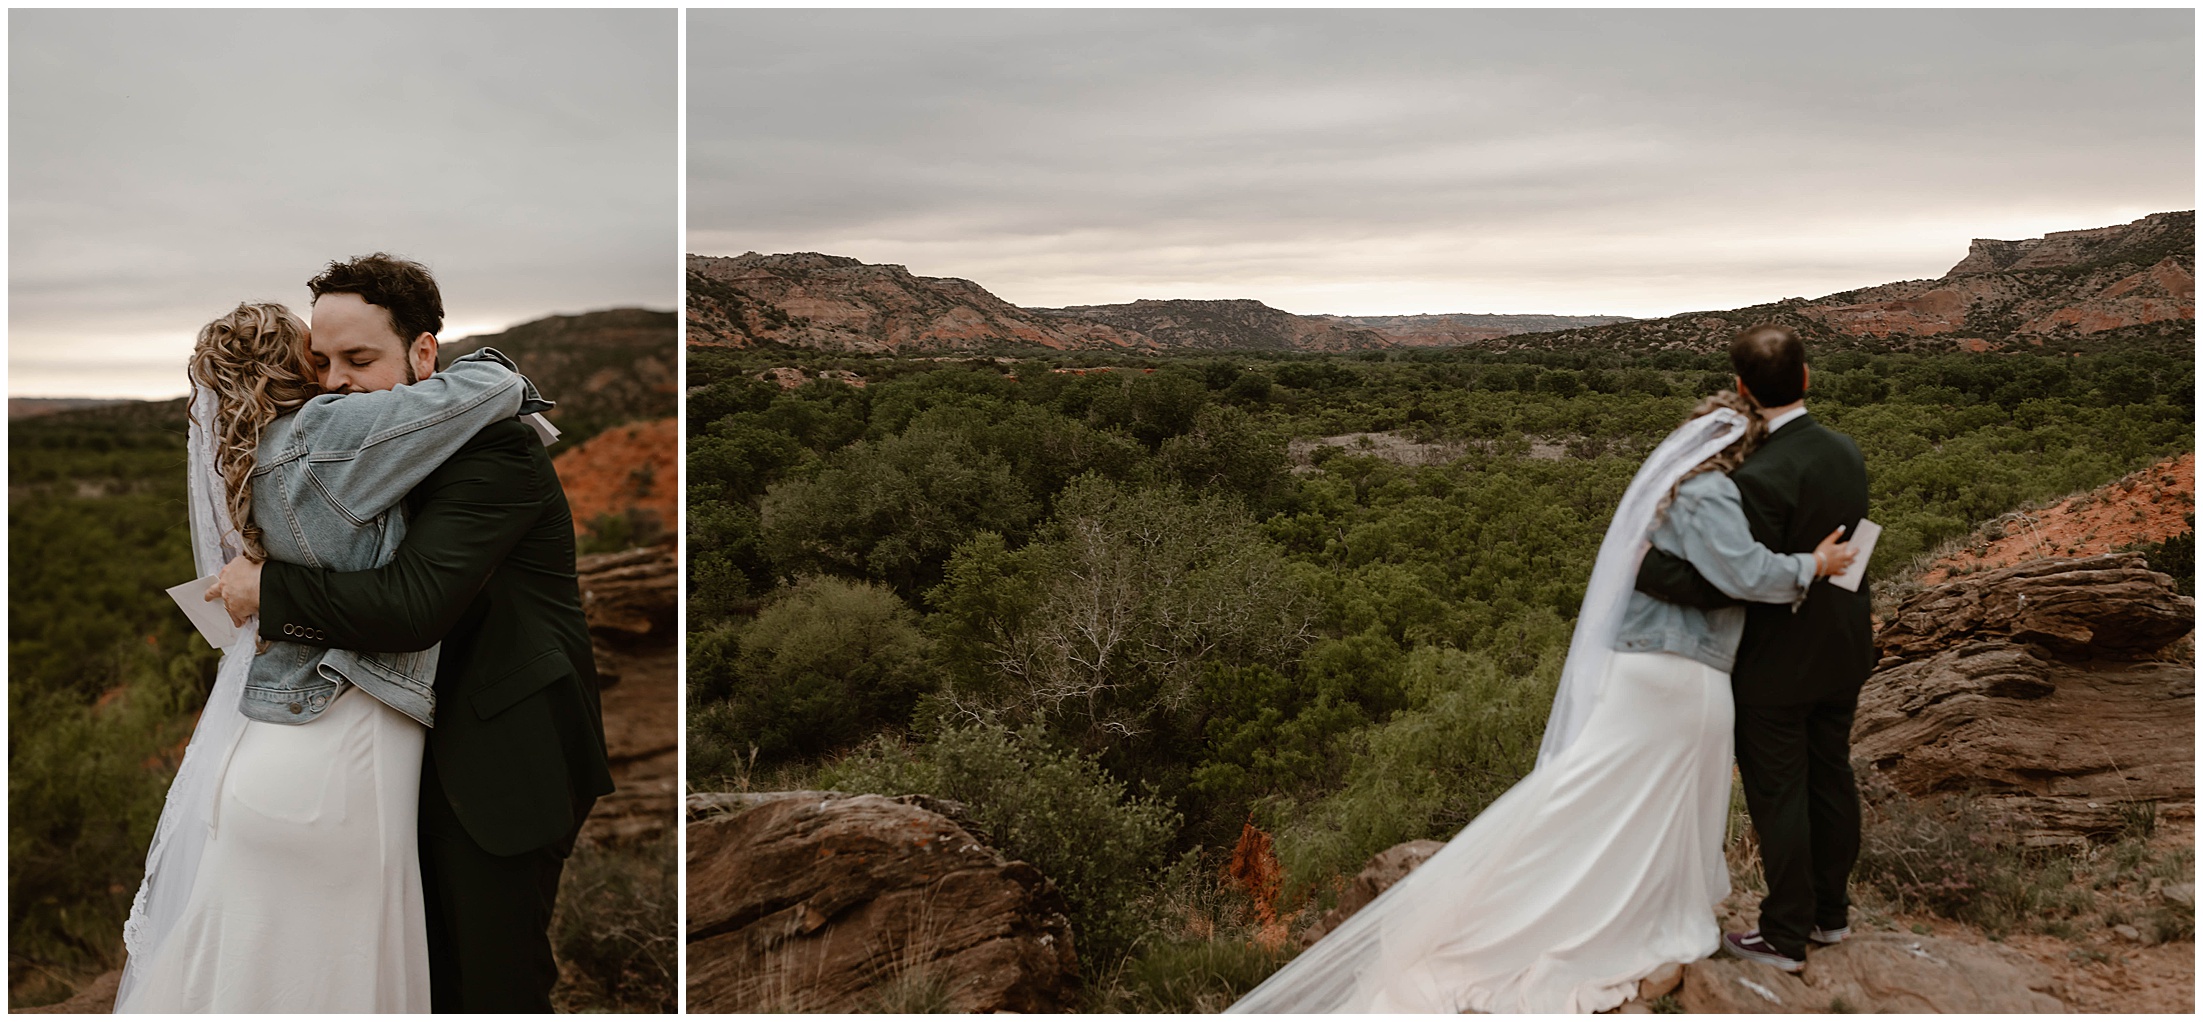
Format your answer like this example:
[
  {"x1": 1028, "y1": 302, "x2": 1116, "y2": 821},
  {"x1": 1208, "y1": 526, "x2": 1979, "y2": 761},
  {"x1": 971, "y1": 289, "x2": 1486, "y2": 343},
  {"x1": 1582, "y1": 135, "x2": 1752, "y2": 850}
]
[
  {"x1": 553, "y1": 417, "x2": 677, "y2": 541},
  {"x1": 2018, "y1": 256, "x2": 2195, "y2": 336}
]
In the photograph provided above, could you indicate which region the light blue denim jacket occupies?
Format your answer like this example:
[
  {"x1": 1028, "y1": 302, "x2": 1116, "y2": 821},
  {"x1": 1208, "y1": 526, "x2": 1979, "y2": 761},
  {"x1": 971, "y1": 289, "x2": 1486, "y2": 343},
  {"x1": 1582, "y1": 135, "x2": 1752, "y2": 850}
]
[
  {"x1": 240, "y1": 348, "x2": 550, "y2": 726},
  {"x1": 1611, "y1": 471, "x2": 1816, "y2": 673}
]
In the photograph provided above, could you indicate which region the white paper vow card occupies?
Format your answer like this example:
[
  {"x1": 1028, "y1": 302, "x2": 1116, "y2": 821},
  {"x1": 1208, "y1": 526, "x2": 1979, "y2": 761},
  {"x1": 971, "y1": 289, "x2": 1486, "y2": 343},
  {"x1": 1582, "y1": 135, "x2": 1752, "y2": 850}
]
[
  {"x1": 167, "y1": 573, "x2": 246, "y2": 649},
  {"x1": 1829, "y1": 519, "x2": 1881, "y2": 592},
  {"x1": 523, "y1": 412, "x2": 562, "y2": 446}
]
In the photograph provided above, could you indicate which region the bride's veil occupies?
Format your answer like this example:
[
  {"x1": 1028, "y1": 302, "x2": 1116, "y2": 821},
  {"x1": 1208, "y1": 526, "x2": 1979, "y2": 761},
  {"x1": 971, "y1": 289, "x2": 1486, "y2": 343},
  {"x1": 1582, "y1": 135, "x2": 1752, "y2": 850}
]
[
  {"x1": 115, "y1": 378, "x2": 261, "y2": 1008},
  {"x1": 1225, "y1": 407, "x2": 1751, "y2": 1013}
]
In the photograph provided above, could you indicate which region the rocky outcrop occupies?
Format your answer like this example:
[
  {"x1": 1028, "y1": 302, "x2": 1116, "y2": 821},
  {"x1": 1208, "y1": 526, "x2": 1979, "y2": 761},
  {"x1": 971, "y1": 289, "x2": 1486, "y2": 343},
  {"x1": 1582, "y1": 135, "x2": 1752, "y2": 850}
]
[
  {"x1": 1805, "y1": 287, "x2": 1974, "y2": 338},
  {"x1": 1035, "y1": 299, "x2": 1393, "y2": 351},
  {"x1": 1299, "y1": 839, "x2": 1443, "y2": 947},
  {"x1": 1641, "y1": 933, "x2": 2064, "y2": 1012},
  {"x1": 2018, "y1": 256, "x2": 2195, "y2": 336},
  {"x1": 1855, "y1": 554, "x2": 2195, "y2": 839},
  {"x1": 686, "y1": 791, "x2": 1079, "y2": 1012},
  {"x1": 577, "y1": 545, "x2": 677, "y2": 647},
  {"x1": 1875, "y1": 553, "x2": 2194, "y2": 662}
]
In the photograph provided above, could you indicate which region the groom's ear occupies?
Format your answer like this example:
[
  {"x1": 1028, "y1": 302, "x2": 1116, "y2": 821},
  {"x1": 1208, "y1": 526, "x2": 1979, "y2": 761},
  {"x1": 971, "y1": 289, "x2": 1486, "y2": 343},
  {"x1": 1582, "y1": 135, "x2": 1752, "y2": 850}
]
[{"x1": 409, "y1": 332, "x2": 439, "y2": 380}]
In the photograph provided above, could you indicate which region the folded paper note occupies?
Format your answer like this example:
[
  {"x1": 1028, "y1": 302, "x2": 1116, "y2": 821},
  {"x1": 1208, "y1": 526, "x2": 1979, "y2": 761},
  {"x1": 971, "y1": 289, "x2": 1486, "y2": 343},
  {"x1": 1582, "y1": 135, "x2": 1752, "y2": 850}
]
[
  {"x1": 167, "y1": 573, "x2": 247, "y2": 649},
  {"x1": 1829, "y1": 519, "x2": 1881, "y2": 592},
  {"x1": 523, "y1": 412, "x2": 561, "y2": 446}
]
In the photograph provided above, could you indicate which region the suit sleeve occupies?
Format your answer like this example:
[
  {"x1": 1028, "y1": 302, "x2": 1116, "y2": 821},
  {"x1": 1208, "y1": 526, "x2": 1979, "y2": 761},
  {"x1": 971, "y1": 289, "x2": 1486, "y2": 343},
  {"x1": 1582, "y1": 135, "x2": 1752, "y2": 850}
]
[
  {"x1": 1636, "y1": 546, "x2": 1742, "y2": 609},
  {"x1": 259, "y1": 420, "x2": 543, "y2": 652}
]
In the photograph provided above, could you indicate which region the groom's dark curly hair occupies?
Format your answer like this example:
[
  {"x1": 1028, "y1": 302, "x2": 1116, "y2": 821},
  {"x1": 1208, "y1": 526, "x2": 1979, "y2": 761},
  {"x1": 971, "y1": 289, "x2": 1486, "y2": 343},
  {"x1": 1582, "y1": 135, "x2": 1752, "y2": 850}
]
[{"x1": 307, "y1": 253, "x2": 445, "y2": 346}]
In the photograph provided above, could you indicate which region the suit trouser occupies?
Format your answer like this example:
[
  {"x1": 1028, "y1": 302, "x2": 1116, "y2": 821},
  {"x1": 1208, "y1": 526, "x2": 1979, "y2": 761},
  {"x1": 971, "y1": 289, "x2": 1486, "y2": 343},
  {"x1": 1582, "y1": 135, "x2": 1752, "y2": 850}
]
[
  {"x1": 418, "y1": 752, "x2": 571, "y2": 1013},
  {"x1": 1734, "y1": 693, "x2": 1862, "y2": 960}
]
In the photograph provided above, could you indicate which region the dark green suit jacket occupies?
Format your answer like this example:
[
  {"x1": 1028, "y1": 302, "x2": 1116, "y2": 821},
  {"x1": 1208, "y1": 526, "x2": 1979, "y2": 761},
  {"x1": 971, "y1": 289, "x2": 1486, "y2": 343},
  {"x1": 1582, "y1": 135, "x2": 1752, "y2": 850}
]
[
  {"x1": 1635, "y1": 413, "x2": 1876, "y2": 706},
  {"x1": 260, "y1": 417, "x2": 615, "y2": 856}
]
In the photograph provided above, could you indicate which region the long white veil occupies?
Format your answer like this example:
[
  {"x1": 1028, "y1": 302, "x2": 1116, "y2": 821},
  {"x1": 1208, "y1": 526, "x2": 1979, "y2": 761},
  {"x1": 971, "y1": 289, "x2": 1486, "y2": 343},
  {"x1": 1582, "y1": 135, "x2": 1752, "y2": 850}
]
[
  {"x1": 1226, "y1": 407, "x2": 1751, "y2": 1014},
  {"x1": 114, "y1": 379, "x2": 261, "y2": 1009}
]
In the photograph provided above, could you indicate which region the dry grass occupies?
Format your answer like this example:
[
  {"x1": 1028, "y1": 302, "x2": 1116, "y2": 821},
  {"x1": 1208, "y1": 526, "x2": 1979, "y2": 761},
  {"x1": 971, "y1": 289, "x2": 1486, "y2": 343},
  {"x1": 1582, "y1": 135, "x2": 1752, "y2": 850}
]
[{"x1": 551, "y1": 832, "x2": 677, "y2": 1013}]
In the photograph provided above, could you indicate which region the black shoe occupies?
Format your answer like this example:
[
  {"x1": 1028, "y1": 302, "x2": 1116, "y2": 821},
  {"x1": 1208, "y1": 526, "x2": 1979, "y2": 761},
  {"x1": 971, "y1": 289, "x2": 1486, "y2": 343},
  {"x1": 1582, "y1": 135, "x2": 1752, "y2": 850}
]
[{"x1": 1722, "y1": 929, "x2": 1805, "y2": 972}]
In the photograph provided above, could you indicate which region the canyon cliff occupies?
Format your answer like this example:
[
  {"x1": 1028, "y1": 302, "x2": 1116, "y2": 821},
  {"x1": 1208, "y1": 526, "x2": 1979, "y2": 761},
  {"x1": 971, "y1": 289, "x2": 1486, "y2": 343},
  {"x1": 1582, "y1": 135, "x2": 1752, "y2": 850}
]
[{"x1": 693, "y1": 212, "x2": 2192, "y2": 355}]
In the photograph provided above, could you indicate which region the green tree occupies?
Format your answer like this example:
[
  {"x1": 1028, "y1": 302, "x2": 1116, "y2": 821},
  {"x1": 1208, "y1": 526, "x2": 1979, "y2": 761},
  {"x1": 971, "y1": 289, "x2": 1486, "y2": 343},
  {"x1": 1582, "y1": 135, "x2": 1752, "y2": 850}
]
[{"x1": 689, "y1": 576, "x2": 935, "y2": 772}]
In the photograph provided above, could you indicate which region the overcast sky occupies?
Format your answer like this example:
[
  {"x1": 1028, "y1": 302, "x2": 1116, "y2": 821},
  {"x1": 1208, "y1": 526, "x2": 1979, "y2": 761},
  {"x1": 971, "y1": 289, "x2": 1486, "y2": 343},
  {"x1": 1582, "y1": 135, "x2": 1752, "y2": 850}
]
[
  {"x1": 11, "y1": 9, "x2": 675, "y2": 398},
  {"x1": 690, "y1": 9, "x2": 2192, "y2": 320}
]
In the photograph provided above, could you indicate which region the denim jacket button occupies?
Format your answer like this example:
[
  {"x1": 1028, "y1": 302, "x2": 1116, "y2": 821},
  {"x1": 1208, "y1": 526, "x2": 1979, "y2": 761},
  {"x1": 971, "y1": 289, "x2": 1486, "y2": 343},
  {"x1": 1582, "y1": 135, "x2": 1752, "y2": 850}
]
[{"x1": 287, "y1": 701, "x2": 304, "y2": 715}]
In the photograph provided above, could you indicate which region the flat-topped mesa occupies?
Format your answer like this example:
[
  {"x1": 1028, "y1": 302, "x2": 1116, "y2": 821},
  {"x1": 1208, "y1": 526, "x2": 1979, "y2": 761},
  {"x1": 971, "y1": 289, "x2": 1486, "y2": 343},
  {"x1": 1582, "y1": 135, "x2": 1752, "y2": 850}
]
[{"x1": 1945, "y1": 211, "x2": 2194, "y2": 276}]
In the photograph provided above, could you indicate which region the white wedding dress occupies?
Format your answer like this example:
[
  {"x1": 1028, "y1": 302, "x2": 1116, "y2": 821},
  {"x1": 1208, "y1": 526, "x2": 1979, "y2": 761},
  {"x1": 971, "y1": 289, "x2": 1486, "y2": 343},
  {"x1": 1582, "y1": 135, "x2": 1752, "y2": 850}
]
[
  {"x1": 115, "y1": 384, "x2": 430, "y2": 1013},
  {"x1": 1230, "y1": 410, "x2": 1756, "y2": 1014}
]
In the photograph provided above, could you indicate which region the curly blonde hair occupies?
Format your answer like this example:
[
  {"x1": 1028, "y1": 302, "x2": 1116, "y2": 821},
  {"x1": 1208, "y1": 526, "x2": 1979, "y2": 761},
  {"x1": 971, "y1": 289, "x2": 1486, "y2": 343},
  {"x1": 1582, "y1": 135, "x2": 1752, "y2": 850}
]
[
  {"x1": 1651, "y1": 389, "x2": 1767, "y2": 527},
  {"x1": 190, "y1": 302, "x2": 319, "y2": 561}
]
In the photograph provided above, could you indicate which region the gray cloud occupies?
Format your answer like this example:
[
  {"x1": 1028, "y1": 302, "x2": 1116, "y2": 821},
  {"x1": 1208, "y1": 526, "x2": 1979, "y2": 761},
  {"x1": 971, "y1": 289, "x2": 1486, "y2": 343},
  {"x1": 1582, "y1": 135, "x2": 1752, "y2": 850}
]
[
  {"x1": 11, "y1": 9, "x2": 675, "y2": 398},
  {"x1": 689, "y1": 9, "x2": 2191, "y2": 318}
]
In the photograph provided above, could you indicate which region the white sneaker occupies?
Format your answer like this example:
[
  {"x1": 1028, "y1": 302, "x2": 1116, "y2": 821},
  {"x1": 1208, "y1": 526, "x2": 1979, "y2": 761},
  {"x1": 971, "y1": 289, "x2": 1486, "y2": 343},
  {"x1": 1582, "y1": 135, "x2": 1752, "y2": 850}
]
[{"x1": 1808, "y1": 925, "x2": 1849, "y2": 945}]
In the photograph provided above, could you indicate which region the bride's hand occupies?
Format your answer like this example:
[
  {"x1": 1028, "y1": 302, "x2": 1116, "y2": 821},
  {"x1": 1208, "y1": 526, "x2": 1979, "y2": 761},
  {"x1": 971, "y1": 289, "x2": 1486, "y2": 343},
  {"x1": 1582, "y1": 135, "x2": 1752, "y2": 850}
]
[{"x1": 1811, "y1": 526, "x2": 1857, "y2": 578}]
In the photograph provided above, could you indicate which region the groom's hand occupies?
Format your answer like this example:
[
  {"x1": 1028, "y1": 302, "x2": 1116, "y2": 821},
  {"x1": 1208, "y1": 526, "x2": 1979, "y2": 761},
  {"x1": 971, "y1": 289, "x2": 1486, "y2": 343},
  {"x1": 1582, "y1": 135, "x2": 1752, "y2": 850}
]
[{"x1": 206, "y1": 556, "x2": 264, "y2": 626}]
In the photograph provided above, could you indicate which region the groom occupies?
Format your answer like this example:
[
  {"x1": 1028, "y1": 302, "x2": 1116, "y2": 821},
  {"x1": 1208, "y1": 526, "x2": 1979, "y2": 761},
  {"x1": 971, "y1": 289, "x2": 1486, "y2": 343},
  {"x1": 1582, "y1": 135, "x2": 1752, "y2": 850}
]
[
  {"x1": 1635, "y1": 323, "x2": 1874, "y2": 973},
  {"x1": 212, "y1": 253, "x2": 615, "y2": 1010}
]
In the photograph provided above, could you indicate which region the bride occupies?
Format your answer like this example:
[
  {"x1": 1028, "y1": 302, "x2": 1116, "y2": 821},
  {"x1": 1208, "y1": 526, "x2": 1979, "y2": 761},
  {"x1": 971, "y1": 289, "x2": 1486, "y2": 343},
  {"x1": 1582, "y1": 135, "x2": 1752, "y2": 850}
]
[
  {"x1": 116, "y1": 302, "x2": 541, "y2": 1012},
  {"x1": 1229, "y1": 392, "x2": 1857, "y2": 1013}
]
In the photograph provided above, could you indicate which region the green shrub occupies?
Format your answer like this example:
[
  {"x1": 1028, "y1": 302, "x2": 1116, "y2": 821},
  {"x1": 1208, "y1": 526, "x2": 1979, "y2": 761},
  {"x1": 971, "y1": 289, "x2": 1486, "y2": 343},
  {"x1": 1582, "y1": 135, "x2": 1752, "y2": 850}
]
[
  {"x1": 688, "y1": 577, "x2": 934, "y2": 770},
  {"x1": 1269, "y1": 643, "x2": 1562, "y2": 900}
]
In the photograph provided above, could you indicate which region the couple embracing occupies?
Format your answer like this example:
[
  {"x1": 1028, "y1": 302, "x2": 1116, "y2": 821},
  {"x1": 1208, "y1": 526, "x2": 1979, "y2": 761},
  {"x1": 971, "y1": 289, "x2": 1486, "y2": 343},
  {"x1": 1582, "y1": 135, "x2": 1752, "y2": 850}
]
[
  {"x1": 116, "y1": 255, "x2": 615, "y2": 1012},
  {"x1": 1234, "y1": 324, "x2": 1874, "y2": 1013}
]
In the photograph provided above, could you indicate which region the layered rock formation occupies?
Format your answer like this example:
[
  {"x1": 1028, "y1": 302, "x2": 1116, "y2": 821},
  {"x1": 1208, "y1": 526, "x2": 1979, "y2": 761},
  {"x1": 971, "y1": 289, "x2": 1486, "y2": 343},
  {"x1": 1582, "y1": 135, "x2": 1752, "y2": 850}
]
[
  {"x1": 577, "y1": 544, "x2": 677, "y2": 648},
  {"x1": 686, "y1": 791, "x2": 1079, "y2": 1012},
  {"x1": 1855, "y1": 554, "x2": 2195, "y2": 839}
]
